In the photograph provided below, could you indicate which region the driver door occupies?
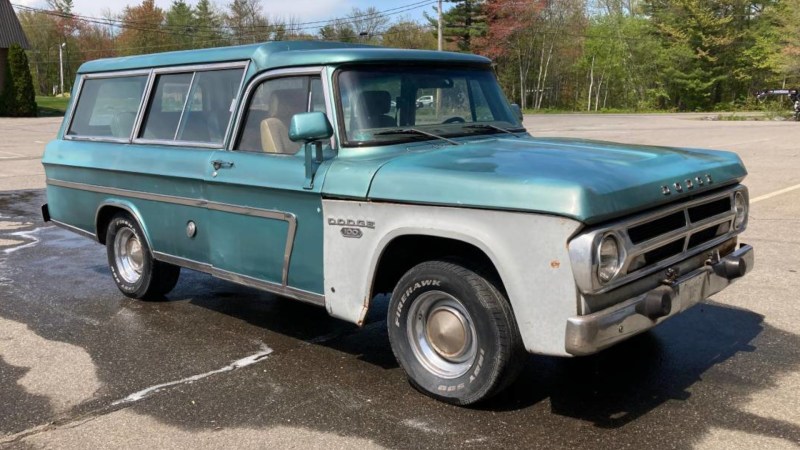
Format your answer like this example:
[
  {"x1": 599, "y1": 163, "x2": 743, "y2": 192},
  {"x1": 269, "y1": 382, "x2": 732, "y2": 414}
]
[{"x1": 204, "y1": 69, "x2": 333, "y2": 303}]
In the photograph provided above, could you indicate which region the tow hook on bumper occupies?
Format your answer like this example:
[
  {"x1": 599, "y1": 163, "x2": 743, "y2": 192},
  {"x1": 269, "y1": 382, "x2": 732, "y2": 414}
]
[{"x1": 565, "y1": 244, "x2": 754, "y2": 356}]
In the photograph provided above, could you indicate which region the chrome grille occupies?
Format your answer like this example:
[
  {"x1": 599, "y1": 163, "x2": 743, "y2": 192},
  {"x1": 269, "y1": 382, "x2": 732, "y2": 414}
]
[
  {"x1": 568, "y1": 185, "x2": 748, "y2": 295},
  {"x1": 623, "y1": 192, "x2": 736, "y2": 274}
]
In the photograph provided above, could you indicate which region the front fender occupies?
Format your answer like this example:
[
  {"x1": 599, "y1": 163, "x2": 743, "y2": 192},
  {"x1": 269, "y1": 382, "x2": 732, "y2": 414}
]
[{"x1": 321, "y1": 199, "x2": 583, "y2": 356}]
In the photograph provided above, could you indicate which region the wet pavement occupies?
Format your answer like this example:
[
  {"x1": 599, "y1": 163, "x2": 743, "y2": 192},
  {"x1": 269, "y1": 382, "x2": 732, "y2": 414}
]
[{"x1": 1, "y1": 115, "x2": 799, "y2": 449}]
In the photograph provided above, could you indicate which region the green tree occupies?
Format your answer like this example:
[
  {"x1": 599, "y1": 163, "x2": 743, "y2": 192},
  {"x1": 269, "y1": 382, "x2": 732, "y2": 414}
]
[
  {"x1": 117, "y1": 0, "x2": 169, "y2": 56},
  {"x1": 319, "y1": 19, "x2": 357, "y2": 42},
  {"x1": 642, "y1": 0, "x2": 770, "y2": 110},
  {"x1": 194, "y1": 0, "x2": 225, "y2": 48},
  {"x1": 426, "y1": 0, "x2": 486, "y2": 51},
  {"x1": 226, "y1": 0, "x2": 270, "y2": 45},
  {"x1": 382, "y1": 21, "x2": 438, "y2": 49},
  {"x1": 17, "y1": 10, "x2": 61, "y2": 95},
  {"x1": 0, "y1": 58, "x2": 14, "y2": 115},
  {"x1": 2, "y1": 44, "x2": 37, "y2": 117},
  {"x1": 166, "y1": 0, "x2": 196, "y2": 50}
]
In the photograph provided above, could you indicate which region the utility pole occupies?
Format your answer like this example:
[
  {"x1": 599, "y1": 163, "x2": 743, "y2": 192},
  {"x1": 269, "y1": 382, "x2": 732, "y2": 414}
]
[
  {"x1": 437, "y1": 0, "x2": 443, "y2": 51},
  {"x1": 436, "y1": 0, "x2": 443, "y2": 117},
  {"x1": 59, "y1": 42, "x2": 65, "y2": 96}
]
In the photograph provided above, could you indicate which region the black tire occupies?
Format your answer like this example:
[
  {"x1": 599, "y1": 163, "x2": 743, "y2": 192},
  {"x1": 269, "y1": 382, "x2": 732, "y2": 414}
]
[
  {"x1": 387, "y1": 260, "x2": 524, "y2": 405},
  {"x1": 106, "y1": 212, "x2": 180, "y2": 300}
]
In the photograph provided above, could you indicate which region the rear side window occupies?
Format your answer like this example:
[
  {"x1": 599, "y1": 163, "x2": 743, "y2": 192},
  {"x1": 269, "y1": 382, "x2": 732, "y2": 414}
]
[
  {"x1": 139, "y1": 68, "x2": 243, "y2": 145},
  {"x1": 67, "y1": 75, "x2": 147, "y2": 139}
]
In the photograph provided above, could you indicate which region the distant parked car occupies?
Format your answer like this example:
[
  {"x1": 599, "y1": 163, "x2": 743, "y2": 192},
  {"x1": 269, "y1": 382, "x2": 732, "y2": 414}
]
[{"x1": 416, "y1": 94, "x2": 434, "y2": 108}]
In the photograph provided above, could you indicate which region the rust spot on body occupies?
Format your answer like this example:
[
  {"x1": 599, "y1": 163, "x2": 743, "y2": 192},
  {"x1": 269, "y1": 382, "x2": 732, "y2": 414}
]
[{"x1": 550, "y1": 260, "x2": 560, "y2": 269}]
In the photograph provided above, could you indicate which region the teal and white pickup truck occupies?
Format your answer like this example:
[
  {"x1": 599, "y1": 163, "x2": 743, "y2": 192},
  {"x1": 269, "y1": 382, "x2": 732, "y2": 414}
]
[{"x1": 42, "y1": 41, "x2": 753, "y2": 405}]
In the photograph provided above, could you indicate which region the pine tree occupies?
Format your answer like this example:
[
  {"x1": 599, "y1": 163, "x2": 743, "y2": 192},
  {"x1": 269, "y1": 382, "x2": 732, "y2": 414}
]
[
  {"x1": 4, "y1": 44, "x2": 37, "y2": 117},
  {"x1": 166, "y1": 0, "x2": 196, "y2": 50},
  {"x1": 195, "y1": 0, "x2": 223, "y2": 48},
  {"x1": 426, "y1": 0, "x2": 487, "y2": 51}
]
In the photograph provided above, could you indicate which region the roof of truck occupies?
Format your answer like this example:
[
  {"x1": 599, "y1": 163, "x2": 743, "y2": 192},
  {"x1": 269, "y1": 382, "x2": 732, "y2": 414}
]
[{"x1": 77, "y1": 41, "x2": 491, "y2": 74}]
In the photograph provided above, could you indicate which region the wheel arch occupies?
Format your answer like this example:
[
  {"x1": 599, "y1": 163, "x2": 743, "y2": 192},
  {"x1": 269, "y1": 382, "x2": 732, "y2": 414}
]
[
  {"x1": 95, "y1": 200, "x2": 151, "y2": 246},
  {"x1": 370, "y1": 232, "x2": 506, "y2": 297},
  {"x1": 360, "y1": 229, "x2": 509, "y2": 325}
]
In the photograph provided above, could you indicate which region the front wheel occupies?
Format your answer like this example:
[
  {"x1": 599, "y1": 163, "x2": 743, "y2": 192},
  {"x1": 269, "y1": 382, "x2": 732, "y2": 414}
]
[
  {"x1": 106, "y1": 213, "x2": 180, "y2": 300},
  {"x1": 387, "y1": 260, "x2": 523, "y2": 405}
]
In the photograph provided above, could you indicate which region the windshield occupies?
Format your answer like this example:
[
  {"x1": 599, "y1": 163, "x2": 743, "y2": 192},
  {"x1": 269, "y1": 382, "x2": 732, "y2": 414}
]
[{"x1": 336, "y1": 66, "x2": 522, "y2": 146}]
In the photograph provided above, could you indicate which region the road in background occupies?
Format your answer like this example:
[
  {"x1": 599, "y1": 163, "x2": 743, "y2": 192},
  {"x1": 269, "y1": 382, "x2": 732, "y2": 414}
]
[{"x1": 0, "y1": 114, "x2": 798, "y2": 449}]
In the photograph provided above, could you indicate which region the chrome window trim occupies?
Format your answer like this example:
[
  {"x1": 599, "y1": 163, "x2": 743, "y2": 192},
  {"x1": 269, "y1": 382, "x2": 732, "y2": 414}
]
[
  {"x1": 133, "y1": 61, "x2": 250, "y2": 149},
  {"x1": 149, "y1": 61, "x2": 249, "y2": 75},
  {"x1": 47, "y1": 178, "x2": 300, "y2": 288},
  {"x1": 64, "y1": 69, "x2": 152, "y2": 142},
  {"x1": 133, "y1": 138, "x2": 222, "y2": 149},
  {"x1": 131, "y1": 68, "x2": 157, "y2": 142},
  {"x1": 173, "y1": 71, "x2": 197, "y2": 141},
  {"x1": 228, "y1": 66, "x2": 337, "y2": 152},
  {"x1": 569, "y1": 185, "x2": 748, "y2": 295}
]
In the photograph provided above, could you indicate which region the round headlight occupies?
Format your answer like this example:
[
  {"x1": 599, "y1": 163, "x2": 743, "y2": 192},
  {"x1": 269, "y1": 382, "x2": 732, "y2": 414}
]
[
  {"x1": 733, "y1": 191, "x2": 747, "y2": 230},
  {"x1": 597, "y1": 234, "x2": 622, "y2": 284}
]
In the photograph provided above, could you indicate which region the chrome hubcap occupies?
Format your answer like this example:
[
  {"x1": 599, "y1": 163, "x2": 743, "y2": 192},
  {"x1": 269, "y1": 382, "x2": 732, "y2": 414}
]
[
  {"x1": 426, "y1": 308, "x2": 468, "y2": 358},
  {"x1": 408, "y1": 290, "x2": 477, "y2": 379},
  {"x1": 114, "y1": 228, "x2": 144, "y2": 284}
]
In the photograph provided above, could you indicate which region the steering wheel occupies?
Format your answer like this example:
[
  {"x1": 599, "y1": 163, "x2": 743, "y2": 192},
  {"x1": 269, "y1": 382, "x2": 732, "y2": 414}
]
[{"x1": 442, "y1": 116, "x2": 466, "y2": 124}]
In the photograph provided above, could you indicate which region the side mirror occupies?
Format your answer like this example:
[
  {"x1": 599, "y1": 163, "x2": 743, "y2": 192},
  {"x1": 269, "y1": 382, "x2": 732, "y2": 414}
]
[
  {"x1": 289, "y1": 112, "x2": 334, "y2": 190},
  {"x1": 289, "y1": 111, "x2": 333, "y2": 143},
  {"x1": 510, "y1": 104, "x2": 523, "y2": 122}
]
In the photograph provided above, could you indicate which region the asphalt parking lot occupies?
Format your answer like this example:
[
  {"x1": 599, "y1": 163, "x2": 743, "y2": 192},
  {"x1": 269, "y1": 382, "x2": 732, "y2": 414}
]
[{"x1": 1, "y1": 114, "x2": 798, "y2": 449}]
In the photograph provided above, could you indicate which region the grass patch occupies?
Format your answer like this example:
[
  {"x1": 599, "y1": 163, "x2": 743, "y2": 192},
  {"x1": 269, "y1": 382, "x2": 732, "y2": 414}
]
[
  {"x1": 701, "y1": 111, "x2": 796, "y2": 121},
  {"x1": 36, "y1": 96, "x2": 70, "y2": 117}
]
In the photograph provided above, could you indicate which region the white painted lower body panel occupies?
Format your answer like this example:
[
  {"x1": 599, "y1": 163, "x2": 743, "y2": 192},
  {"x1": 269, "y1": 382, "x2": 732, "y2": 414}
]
[{"x1": 321, "y1": 200, "x2": 583, "y2": 357}]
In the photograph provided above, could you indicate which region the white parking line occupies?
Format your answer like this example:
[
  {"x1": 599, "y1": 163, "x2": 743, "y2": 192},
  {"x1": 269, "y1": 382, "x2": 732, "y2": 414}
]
[
  {"x1": 751, "y1": 183, "x2": 800, "y2": 204},
  {"x1": 112, "y1": 344, "x2": 273, "y2": 406}
]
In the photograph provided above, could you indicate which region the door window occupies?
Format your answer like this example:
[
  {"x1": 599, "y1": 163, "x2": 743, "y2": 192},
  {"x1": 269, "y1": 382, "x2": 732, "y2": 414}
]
[
  {"x1": 236, "y1": 75, "x2": 324, "y2": 154},
  {"x1": 139, "y1": 67, "x2": 244, "y2": 144}
]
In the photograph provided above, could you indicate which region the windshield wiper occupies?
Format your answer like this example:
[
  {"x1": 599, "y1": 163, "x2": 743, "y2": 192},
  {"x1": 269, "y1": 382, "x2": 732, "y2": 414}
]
[
  {"x1": 462, "y1": 124, "x2": 525, "y2": 137},
  {"x1": 374, "y1": 128, "x2": 460, "y2": 146}
]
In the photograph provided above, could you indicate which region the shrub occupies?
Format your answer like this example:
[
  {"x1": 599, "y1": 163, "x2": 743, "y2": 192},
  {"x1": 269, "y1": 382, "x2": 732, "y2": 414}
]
[
  {"x1": 1, "y1": 44, "x2": 37, "y2": 117},
  {"x1": 0, "y1": 56, "x2": 13, "y2": 115}
]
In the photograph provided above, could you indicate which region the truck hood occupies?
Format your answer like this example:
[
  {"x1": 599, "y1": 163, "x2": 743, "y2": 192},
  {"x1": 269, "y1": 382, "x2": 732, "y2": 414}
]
[{"x1": 365, "y1": 136, "x2": 747, "y2": 225}]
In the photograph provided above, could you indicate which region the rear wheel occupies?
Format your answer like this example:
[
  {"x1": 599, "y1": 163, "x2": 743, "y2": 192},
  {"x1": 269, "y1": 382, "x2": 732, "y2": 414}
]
[
  {"x1": 106, "y1": 213, "x2": 180, "y2": 299},
  {"x1": 387, "y1": 260, "x2": 523, "y2": 405}
]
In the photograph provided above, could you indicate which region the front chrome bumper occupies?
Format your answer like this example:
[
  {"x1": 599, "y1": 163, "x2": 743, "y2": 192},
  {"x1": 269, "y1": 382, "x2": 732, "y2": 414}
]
[{"x1": 565, "y1": 244, "x2": 754, "y2": 356}]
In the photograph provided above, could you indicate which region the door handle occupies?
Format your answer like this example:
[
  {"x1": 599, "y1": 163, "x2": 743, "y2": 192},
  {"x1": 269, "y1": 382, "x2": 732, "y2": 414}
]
[{"x1": 211, "y1": 160, "x2": 234, "y2": 170}]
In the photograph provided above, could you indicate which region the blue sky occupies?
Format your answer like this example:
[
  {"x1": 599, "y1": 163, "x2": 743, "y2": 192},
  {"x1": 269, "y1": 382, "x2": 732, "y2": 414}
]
[{"x1": 16, "y1": 0, "x2": 443, "y2": 24}]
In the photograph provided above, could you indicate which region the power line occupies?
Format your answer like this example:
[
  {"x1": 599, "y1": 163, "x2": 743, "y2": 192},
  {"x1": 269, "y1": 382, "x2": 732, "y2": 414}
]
[{"x1": 11, "y1": 0, "x2": 438, "y2": 35}]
